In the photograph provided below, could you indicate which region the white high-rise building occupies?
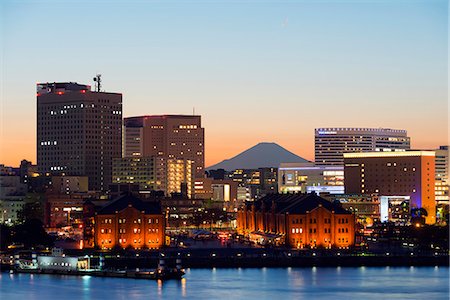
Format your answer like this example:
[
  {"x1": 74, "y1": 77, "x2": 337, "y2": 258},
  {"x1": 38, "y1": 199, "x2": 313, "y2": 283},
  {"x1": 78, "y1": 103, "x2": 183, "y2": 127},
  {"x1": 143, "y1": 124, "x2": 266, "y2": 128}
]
[{"x1": 315, "y1": 128, "x2": 410, "y2": 166}]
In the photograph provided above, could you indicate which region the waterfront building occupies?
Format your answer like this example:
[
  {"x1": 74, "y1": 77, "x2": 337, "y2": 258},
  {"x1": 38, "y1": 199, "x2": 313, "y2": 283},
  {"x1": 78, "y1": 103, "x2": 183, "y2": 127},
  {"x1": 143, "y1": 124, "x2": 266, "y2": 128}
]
[
  {"x1": 344, "y1": 151, "x2": 436, "y2": 224},
  {"x1": 94, "y1": 193, "x2": 164, "y2": 249},
  {"x1": 315, "y1": 128, "x2": 410, "y2": 166},
  {"x1": 278, "y1": 163, "x2": 344, "y2": 194},
  {"x1": 237, "y1": 193, "x2": 355, "y2": 249},
  {"x1": 123, "y1": 115, "x2": 204, "y2": 178},
  {"x1": 37, "y1": 82, "x2": 122, "y2": 191}
]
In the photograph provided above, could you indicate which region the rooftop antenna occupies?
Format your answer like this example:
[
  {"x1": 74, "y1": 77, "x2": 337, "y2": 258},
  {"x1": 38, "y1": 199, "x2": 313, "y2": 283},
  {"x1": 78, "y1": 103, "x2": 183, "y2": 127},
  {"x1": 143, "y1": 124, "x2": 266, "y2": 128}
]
[
  {"x1": 193, "y1": 107, "x2": 195, "y2": 115},
  {"x1": 93, "y1": 74, "x2": 102, "y2": 92}
]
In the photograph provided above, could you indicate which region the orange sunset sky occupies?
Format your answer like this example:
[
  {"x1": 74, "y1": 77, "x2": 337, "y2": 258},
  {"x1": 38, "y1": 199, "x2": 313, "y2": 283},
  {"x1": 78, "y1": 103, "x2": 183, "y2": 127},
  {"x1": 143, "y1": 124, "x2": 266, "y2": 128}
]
[{"x1": 0, "y1": 0, "x2": 448, "y2": 168}]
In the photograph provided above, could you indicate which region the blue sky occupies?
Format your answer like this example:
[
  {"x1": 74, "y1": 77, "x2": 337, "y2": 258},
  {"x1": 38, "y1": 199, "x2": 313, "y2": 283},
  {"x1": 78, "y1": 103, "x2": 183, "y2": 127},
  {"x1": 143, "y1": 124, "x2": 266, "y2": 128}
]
[{"x1": 0, "y1": 0, "x2": 448, "y2": 166}]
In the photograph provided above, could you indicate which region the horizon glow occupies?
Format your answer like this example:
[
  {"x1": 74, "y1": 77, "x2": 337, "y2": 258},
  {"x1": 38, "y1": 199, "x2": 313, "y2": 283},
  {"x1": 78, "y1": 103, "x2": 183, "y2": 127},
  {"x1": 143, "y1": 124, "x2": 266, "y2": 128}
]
[{"x1": 0, "y1": 0, "x2": 448, "y2": 168}]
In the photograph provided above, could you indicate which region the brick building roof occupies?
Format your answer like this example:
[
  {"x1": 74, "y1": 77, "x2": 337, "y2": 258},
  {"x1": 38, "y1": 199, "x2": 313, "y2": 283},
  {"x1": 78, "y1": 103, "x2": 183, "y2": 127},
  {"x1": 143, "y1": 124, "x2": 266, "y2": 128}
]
[
  {"x1": 246, "y1": 192, "x2": 351, "y2": 215},
  {"x1": 97, "y1": 193, "x2": 162, "y2": 215}
]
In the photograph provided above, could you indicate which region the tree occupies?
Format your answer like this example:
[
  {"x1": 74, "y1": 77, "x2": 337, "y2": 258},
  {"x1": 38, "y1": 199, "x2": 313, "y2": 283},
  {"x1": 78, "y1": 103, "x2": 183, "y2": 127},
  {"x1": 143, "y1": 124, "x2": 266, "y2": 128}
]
[
  {"x1": 0, "y1": 224, "x2": 12, "y2": 250},
  {"x1": 12, "y1": 219, "x2": 54, "y2": 248}
]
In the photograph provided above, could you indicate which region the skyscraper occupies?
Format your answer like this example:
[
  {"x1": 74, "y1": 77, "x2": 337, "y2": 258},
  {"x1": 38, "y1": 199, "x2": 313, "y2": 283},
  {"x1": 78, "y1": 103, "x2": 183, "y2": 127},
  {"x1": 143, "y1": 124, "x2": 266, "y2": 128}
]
[
  {"x1": 123, "y1": 115, "x2": 205, "y2": 178},
  {"x1": 315, "y1": 128, "x2": 410, "y2": 166},
  {"x1": 37, "y1": 82, "x2": 122, "y2": 191}
]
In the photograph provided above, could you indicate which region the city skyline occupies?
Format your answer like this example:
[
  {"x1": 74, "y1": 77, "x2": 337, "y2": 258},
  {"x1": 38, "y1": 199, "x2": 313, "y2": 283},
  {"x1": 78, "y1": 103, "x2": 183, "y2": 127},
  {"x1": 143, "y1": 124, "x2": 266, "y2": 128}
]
[{"x1": 1, "y1": 0, "x2": 448, "y2": 167}]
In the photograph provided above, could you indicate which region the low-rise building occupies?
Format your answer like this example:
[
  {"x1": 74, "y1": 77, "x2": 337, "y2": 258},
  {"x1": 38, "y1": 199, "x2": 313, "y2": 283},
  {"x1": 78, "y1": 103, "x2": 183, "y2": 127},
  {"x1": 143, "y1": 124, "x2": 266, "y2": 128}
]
[
  {"x1": 237, "y1": 193, "x2": 355, "y2": 249},
  {"x1": 193, "y1": 178, "x2": 239, "y2": 211},
  {"x1": 94, "y1": 193, "x2": 164, "y2": 249}
]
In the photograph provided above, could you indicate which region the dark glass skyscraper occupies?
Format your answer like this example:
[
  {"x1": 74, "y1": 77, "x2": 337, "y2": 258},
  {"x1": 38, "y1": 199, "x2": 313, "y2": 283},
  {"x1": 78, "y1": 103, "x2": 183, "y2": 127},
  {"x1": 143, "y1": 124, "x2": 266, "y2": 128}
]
[{"x1": 37, "y1": 82, "x2": 122, "y2": 191}]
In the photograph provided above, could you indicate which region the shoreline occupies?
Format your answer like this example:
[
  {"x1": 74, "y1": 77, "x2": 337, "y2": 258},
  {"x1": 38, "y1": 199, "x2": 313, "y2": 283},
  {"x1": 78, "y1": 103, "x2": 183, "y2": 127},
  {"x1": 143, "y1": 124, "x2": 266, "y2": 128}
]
[{"x1": 3, "y1": 248, "x2": 448, "y2": 272}]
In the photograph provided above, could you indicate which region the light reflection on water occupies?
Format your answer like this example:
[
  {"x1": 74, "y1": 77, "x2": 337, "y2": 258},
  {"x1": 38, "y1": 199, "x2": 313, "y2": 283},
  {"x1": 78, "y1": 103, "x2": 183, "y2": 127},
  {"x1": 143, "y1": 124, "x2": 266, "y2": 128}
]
[{"x1": 1, "y1": 267, "x2": 448, "y2": 300}]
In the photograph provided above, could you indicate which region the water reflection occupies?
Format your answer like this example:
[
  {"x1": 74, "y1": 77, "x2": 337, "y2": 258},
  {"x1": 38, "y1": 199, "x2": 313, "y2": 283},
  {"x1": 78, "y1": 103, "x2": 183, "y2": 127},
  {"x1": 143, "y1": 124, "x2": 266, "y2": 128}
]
[
  {"x1": 157, "y1": 279, "x2": 163, "y2": 297},
  {"x1": 181, "y1": 278, "x2": 186, "y2": 297},
  {"x1": 0, "y1": 267, "x2": 448, "y2": 300}
]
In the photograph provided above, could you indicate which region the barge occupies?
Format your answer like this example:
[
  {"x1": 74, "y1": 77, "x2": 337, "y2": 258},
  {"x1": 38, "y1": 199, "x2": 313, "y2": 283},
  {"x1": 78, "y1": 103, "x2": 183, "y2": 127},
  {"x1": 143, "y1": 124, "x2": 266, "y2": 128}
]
[{"x1": 11, "y1": 248, "x2": 184, "y2": 280}]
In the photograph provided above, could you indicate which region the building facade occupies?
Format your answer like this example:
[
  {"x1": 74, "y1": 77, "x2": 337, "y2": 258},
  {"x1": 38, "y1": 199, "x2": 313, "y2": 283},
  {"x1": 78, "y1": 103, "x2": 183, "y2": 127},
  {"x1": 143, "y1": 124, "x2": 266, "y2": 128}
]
[
  {"x1": 344, "y1": 151, "x2": 436, "y2": 224},
  {"x1": 435, "y1": 146, "x2": 449, "y2": 206},
  {"x1": 94, "y1": 194, "x2": 164, "y2": 249},
  {"x1": 112, "y1": 157, "x2": 194, "y2": 197},
  {"x1": 193, "y1": 178, "x2": 239, "y2": 211},
  {"x1": 37, "y1": 82, "x2": 122, "y2": 191},
  {"x1": 237, "y1": 193, "x2": 355, "y2": 249},
  {"x1": 278, "y1": 163, "x2": 344, "y2": 194},
  {"x1": 123, "y1": 115, "x2": 204, "y2": 178},
  {"x1": 50, "y1": 176, "x2": 89, "y2": 194},
  {"x1": 0, "y1": 175, "x2": 27, "y2": 225},
  {"x1": 112, "y1": 157, "x2": 164, "y2": 192},
  {"x1": 322, "y1": 194, "x2": 380, "y2": 227},
  {"x1": 45, "y1": 193, "x2": 87, "y2": 228},
  {"x1": 315, "y1": 128, "x2": 410, "y2": 166}
]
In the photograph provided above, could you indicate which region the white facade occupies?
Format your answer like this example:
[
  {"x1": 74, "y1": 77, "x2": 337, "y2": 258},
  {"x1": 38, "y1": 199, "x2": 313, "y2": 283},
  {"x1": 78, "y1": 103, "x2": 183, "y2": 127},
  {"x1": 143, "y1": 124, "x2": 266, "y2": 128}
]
[
  {"x1": 315, "y1": 128, "x2": 410, "y2": 166},
  {"x1": 278, "y1": 163, "x2": 344, "y2": 194}
]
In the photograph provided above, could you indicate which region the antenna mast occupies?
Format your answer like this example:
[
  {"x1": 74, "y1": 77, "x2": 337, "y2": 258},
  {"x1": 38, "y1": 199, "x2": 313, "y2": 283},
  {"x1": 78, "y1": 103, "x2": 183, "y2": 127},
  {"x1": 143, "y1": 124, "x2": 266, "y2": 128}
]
[{"x1": 93, "y1": 74, "x2": 102, "y2": 92}]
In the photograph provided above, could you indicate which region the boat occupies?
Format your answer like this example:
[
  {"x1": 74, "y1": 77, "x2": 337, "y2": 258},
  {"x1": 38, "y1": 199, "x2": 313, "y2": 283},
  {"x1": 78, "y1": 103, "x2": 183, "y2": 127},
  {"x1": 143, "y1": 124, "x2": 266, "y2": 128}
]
[{"x1": 11, "y1": 248, "x2": 185, "y2": 280}]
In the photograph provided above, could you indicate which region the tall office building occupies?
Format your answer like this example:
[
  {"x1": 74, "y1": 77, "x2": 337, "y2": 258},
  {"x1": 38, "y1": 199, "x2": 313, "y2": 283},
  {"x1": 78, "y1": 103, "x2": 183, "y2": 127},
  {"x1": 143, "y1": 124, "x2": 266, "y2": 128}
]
[
  {"x1": 37, "y1": 82, "x2": 122, "y2": 191},
  {"x1": 343, "y1": 151, "x2": 436, "y2": 224},
  {"x1": 315, "y1": 128, "x2": 410, "y2": 166},
  {"x1": 124, "y1": 115, "x2": 204, "y2": 178}
]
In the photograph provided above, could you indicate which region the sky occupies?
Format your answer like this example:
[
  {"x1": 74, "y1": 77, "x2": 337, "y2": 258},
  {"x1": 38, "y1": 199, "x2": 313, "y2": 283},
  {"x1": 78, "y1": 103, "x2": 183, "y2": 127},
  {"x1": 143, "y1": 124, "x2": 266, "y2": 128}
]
[{"x1": 0, "y1": 0, "x2": 448, "y2": 167}]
